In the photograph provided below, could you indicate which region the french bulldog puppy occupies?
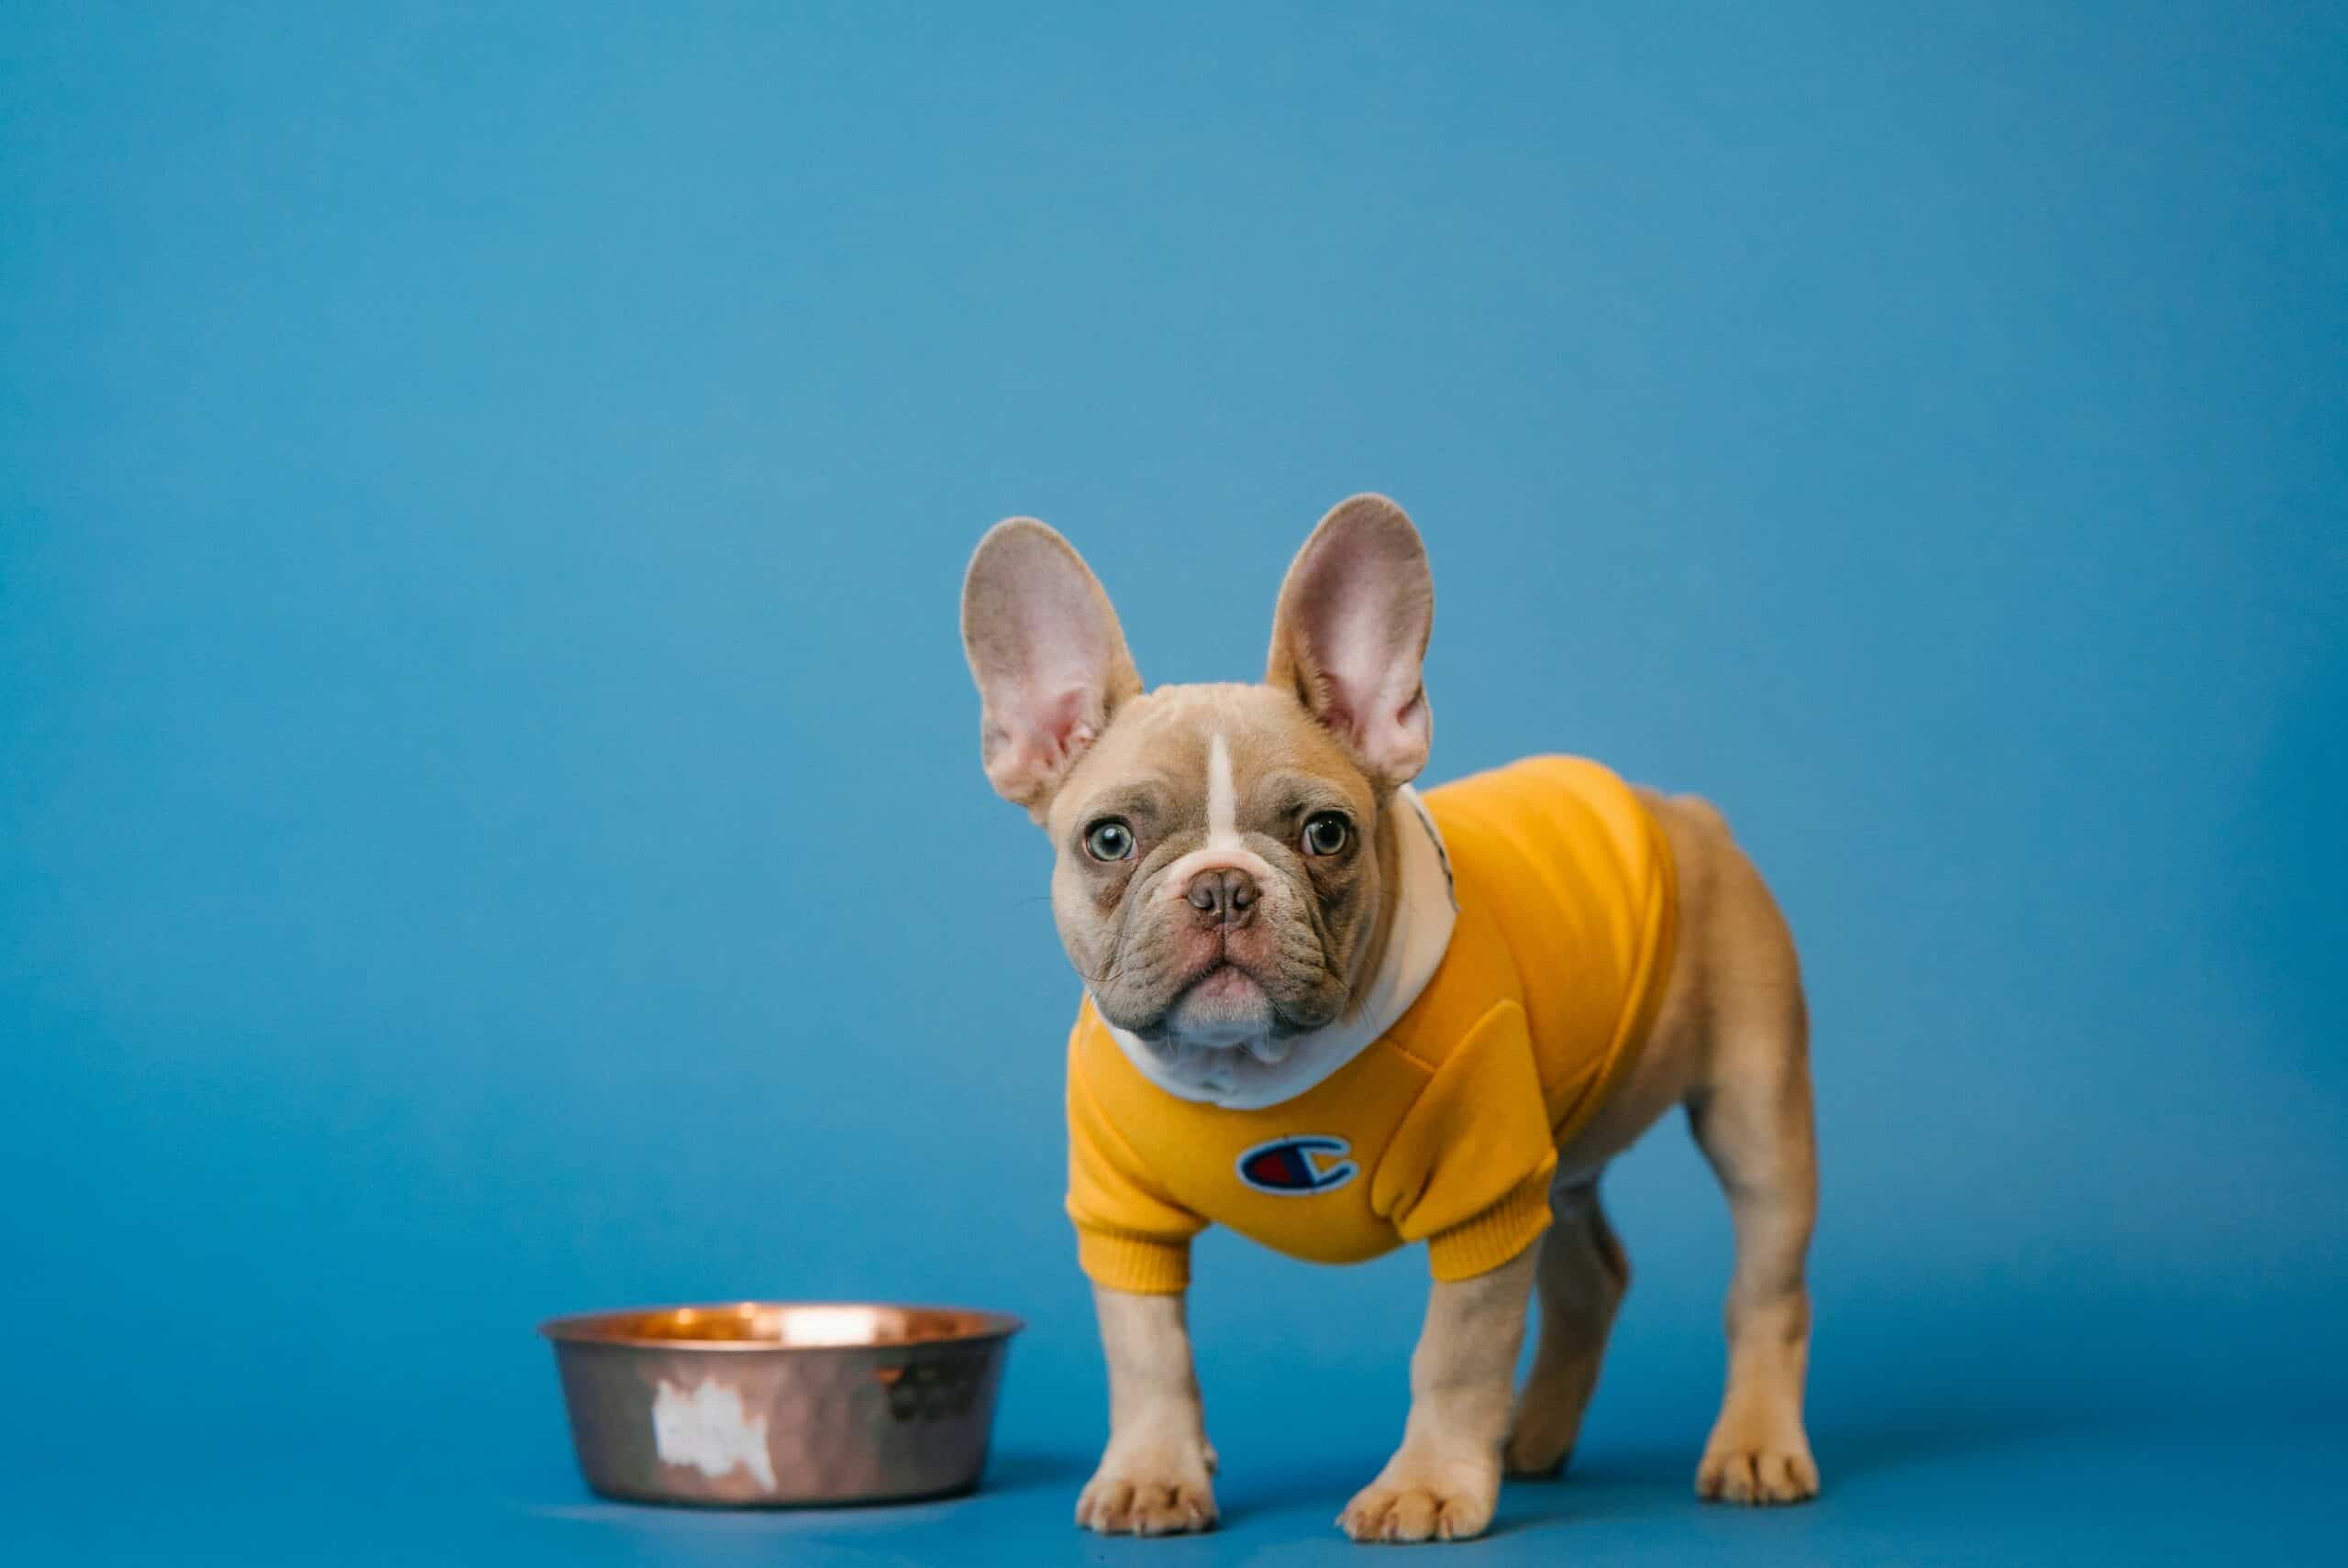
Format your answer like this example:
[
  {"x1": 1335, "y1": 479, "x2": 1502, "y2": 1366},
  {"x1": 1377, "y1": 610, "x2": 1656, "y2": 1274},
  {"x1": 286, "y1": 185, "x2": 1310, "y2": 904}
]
[{"x1": 959, "y1": 497, "x2": 1819, "y2": 1543}]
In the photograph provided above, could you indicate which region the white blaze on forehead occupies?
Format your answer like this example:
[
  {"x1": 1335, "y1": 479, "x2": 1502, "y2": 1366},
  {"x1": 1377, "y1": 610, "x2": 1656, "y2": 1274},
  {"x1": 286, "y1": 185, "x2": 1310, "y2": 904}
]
[
  {"x1": 1153, "y1": 727, "x2": 1279, "y2": 903},
  {"x1": 1205, "y1": 732, "x2": 1239, "y2": 850}
]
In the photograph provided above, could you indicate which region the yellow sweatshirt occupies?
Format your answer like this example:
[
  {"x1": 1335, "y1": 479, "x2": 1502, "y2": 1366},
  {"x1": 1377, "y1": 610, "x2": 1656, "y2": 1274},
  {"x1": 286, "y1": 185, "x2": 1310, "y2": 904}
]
[{"x1": 1065, "y1": 756, "x2": 1678, "y2": 1293}]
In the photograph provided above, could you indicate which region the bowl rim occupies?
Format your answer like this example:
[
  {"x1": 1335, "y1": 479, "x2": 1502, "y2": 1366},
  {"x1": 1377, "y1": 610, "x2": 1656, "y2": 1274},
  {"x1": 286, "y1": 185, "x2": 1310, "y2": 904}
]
[{"x1": 537, "y1": 1298, "x2": 1025, "y2": 1352}]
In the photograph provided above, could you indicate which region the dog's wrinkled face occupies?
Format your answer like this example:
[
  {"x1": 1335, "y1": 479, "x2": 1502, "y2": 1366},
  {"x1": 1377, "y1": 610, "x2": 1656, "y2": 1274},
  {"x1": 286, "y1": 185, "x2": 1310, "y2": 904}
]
[
  {"x1": 1046, "y1": 683, "x2": 1383, "y2": 1053},
  {"x1": 961, "y1": 496, "x2": 1435, "y2": 1060}
]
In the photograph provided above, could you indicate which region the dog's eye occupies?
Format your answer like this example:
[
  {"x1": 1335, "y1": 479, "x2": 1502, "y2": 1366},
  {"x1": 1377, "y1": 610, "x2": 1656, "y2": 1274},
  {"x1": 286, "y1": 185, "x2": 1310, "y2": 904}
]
[
  {"x1": 1301, "y1": 812, "x2": 1351, "y2": 857},
  {"x1": 1084, "y1": 819, "x2": 1135, "y2": 862}
]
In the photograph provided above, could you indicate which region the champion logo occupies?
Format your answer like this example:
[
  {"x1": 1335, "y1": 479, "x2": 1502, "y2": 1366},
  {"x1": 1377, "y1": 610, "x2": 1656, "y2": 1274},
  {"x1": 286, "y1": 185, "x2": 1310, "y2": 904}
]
[{"x1": 1235, "y1": 1135, "x2": 1358, "y2": 1195}]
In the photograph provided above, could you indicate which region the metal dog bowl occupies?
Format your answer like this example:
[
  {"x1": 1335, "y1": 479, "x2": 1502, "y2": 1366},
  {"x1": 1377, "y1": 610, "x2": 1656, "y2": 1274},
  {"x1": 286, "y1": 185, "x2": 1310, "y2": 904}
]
[{"x1": 541, "y1": 1301, "x2": 1021, "y2": 1507}]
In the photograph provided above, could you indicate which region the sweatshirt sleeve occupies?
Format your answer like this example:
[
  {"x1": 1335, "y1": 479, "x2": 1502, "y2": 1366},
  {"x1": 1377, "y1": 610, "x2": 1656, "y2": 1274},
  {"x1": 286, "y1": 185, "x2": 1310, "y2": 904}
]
[
  {"x1": 1371, "y1": 999, "x2": 1557, "y2": 1281},
  {"x1": 1066, "y1": 1041, "x2": 1208, "y2": 1294}
]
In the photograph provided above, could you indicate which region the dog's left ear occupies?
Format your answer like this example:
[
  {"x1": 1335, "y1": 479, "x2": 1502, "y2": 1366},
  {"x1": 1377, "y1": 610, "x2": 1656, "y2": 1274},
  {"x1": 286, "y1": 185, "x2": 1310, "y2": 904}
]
[{"x1": 1267, "y1": 494, "x2": 1434, "y2": 790}]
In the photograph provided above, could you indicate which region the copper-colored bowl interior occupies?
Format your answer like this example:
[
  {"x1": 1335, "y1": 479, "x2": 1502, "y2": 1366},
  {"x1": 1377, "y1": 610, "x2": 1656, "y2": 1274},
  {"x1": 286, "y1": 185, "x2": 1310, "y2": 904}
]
[{"x1": 540, "y1": 1301, "x2": 1022, "y2": 1352}]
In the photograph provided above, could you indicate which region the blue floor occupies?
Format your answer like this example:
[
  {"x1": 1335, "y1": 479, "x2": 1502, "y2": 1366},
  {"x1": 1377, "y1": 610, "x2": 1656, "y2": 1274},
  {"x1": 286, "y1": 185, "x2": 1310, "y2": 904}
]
[{"x1": 11, "y1": 1416, "x2": 2342, "y2": 1564}]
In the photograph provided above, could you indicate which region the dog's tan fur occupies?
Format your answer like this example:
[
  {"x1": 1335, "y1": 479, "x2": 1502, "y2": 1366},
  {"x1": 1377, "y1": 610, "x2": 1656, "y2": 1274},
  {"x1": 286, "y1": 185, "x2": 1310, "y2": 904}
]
[{"x1": 962, "y1": 498, "x2": 1819, "y2": 1542}]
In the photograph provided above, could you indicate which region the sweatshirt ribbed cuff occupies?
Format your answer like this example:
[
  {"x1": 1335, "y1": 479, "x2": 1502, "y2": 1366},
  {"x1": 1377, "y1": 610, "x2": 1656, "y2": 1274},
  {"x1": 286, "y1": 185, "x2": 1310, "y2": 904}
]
[
  {"x1": 1425, "y1": 1175, "x2": 1554, "y2": 1282},
  {"x1": 1078, "y1": 1231, "x2": 1192, "y2": 1294}
]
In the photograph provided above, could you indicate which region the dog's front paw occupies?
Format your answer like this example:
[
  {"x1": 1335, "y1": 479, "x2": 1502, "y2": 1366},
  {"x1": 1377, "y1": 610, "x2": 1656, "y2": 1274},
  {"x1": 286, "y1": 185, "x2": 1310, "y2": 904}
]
[
  {"x1": 1076, "y1": 1441, "x2": 1218, "y2": 1536},
  {"x1": 1695, "y1": 1413, "x2": 1820, "y2": 1506},
  {"x1": 1336, "y1": 1453, "x2": 1498, "y2": 1544}
]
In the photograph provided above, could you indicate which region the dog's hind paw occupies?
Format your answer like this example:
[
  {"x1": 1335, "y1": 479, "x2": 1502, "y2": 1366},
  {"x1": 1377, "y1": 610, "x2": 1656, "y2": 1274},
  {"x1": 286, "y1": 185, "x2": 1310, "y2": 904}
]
[
  {"x1": 1695, "y1": 1423, "x2": 1820, "y2": 1506},
  {"x1": 1502, "y1": 1392, "x2": 1583, "y2": 1478}
]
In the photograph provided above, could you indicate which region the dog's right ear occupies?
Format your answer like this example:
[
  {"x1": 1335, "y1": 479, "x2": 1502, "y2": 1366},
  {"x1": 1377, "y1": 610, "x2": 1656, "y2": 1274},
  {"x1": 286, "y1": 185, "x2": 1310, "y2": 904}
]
[{"x1": 960, "y1": 519, "x2": 1144, "y2": 815}]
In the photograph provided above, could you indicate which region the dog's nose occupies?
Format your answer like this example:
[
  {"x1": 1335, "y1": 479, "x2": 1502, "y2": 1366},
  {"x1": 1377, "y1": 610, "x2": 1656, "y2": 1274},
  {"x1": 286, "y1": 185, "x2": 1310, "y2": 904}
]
[{"x1": 1184, "y1": 867, "x2": 1259, "y2": 925}]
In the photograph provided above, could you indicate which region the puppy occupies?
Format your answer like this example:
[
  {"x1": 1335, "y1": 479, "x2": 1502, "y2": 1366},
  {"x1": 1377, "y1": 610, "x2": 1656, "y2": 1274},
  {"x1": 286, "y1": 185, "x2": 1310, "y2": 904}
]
[{"x1": 959, "y1": 497, "x2": 1819, "y2": 1543}]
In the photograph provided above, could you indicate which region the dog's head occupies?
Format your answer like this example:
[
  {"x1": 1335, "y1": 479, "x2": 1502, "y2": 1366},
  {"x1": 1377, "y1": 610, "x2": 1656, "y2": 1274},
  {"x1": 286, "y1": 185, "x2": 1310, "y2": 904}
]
[{"x1": 959, "y1": 496, "x2": 1434, "y2": 1063}]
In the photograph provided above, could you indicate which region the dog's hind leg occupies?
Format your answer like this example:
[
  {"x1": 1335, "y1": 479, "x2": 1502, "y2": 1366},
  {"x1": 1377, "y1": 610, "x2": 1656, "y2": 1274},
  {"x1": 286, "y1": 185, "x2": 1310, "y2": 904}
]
[
  {"x1": 1503, "y1": 1179, "x2": 1631, "y2": 1478},
  {"x1": 1681, "y1": 823, "x2": 1821, "y2": 1505}
]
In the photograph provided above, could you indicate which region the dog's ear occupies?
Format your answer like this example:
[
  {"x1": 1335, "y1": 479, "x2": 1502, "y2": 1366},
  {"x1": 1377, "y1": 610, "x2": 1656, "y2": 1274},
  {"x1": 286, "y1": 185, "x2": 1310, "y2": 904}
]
[
  {"x1": 961, "y1": 519, "x2": 1144, "y2": 813},
  {"x1": 1266, "y1": 494, "x2": 1434, "y2": 790}
]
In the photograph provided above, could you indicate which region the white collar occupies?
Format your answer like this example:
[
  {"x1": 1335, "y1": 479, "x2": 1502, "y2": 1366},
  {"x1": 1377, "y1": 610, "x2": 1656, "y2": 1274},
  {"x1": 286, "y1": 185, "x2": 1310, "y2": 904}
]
[{"x1": 1096, "y1": 785, "x2": 1458, "y2": 1110}]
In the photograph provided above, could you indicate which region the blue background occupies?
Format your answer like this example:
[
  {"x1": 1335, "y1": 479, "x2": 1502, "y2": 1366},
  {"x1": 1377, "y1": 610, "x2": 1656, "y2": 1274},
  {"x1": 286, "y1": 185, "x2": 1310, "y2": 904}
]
[{"x1": 5, "y1": 3, "x2": 2342, "y2": 1562}]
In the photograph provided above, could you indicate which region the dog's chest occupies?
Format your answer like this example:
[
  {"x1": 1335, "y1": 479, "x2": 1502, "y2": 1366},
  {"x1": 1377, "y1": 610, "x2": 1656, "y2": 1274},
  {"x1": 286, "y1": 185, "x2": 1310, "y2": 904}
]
[{"x1": 1086, "y1": 1031, "x2": 1437, "y2": 1265}]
